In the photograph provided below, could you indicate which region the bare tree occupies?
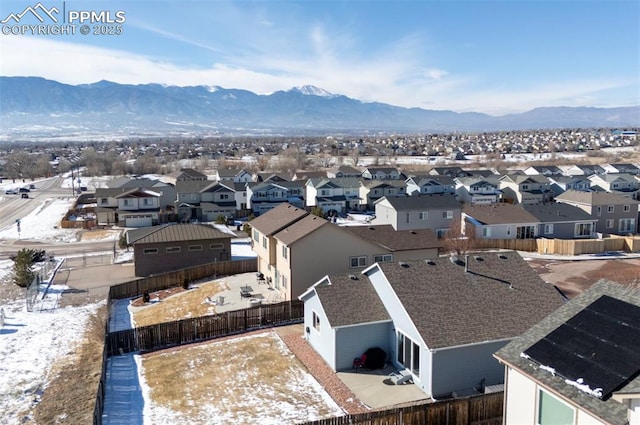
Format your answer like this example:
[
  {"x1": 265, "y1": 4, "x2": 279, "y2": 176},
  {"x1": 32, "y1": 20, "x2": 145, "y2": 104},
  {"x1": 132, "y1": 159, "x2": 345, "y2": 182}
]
[{"x1": 442, "y1": 215, "x2": 477, "y2": 256}]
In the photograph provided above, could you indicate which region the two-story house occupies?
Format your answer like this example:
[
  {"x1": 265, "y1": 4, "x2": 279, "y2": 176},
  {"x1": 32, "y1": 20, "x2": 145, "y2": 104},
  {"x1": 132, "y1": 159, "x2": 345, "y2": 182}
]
[
  {"x1": 249, "y1": 203, "x2": 441, "y2": 301},
  {"x1": 175, "y1": 180, "x2": 236, "y2": 222},
  {"x1": 373, "y1": 194, "x2": 461, "y2": 236},
  {"x1": 523, "y1": 165, "x2": 563, "y2": 176},
  {"x1": 330, "y1": 165, "x2": 362, "y2": 178},
  {"x1": 305, "y1": 177, "x2": 361, "y2": 213},
  {"x1": 499, "y1": 174, "x2": 552, "y2": 204},
  {"x1": 362, "y1": 167, "x2": 403, "y2": 180},
  {"x1": 563, "y1": 164, "x2": 606, "y2": 176},
  {"x1": 588, "y1": 173, "x2": 639, "y2": 199},
  {"x1": 429, "y1": 166, "x2": 473, "y2": 178},
  {"x1": 405, "y1": 175, "x2": 455, "y2": 195},
  {"x1": 114, "y1": 188, "x2": 161, "y2": 227},
  {"x1": 246, "y1": 181, "x2": 305, "y2": 216},
  {"x1": 359, "y1": 180, "x2": 407, "y2": 210},
  {"x1": 105, "y1": 176, "x2": 176, "y2": 211},
  {"x1": 606, "y1": 163, "x2": 640, "y2": 175},
  {"x1": 523, "y1": 203, "x2": 597, "y2": 239},
  {"x1": 548, "y1": 175, "x2": 592, "y2": 197},
  {"x1": 555, "y1": 190, "x2": 639, "y2": 235},
  {"x1": 454, "y1": 176, "x2": 502, "y2": 204},
  {"x1": 213, "y1": 168, "x2": 253, "y2": 184}
]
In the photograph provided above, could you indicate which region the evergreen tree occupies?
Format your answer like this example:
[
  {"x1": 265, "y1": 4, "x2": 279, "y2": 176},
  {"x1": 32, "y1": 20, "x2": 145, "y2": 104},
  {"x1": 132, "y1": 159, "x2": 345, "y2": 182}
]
[{"x1": 13, "y1": 248, "x2": 36, "y2": 288}]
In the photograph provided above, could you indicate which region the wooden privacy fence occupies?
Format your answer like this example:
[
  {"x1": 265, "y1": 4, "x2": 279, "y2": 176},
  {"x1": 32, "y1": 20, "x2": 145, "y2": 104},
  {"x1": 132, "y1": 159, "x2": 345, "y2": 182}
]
[
  {"x1": 299, "y1": 392, "x2": 503, "y2": 425},
  {"x1": 106, "y1": 300, "x2": 303, "y2": 356},
  {"x1": 473, "y1": 236, "x2": 640, "y2": 256},
  {"x1": 472, "y1": 238, "x2": 538, "y2": 252},
  {"x1": 108, "y1": 258, "x2": 257, "y2": 300}
]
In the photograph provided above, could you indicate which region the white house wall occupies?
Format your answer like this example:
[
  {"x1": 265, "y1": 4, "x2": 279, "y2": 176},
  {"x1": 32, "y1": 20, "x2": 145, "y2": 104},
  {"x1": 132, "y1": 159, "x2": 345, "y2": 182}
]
[
  {"x1": 334, "y1": 323, "x2": 392, "y2": 371},
  {"x1": 303, "y1": 293, "x2": 337, "y2": 370},
  {"x1": 431, "y1": 340, "x2": 508, "y2": 398}
]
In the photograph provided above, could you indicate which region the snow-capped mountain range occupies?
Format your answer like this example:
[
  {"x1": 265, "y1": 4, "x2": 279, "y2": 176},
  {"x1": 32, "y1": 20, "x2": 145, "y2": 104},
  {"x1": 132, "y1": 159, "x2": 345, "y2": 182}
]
[{"x1": 0, "y1": 77, "x2": 638, "y2": 139}]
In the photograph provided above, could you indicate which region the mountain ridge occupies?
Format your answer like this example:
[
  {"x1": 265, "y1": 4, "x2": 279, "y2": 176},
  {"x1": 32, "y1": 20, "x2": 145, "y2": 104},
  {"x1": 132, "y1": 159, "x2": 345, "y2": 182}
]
[{"x1": 1, "y1": 76, "x2": 638, "y2": 138}]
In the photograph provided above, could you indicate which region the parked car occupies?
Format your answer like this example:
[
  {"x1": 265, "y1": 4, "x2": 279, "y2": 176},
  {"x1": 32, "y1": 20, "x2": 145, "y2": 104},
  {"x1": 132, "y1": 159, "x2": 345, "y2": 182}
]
[
  {"x1": 21, "y1": 193, "x2": 29, "y2": 199},
  {"x1": 19, "y1": 187, "x2": 30, "y2": 193},
  {"x1": 29, "y1": 184, "x2": 36, "y2": 189},
  {"x1": 5, "y1": 189, "x2": 17, "y2": 195}
]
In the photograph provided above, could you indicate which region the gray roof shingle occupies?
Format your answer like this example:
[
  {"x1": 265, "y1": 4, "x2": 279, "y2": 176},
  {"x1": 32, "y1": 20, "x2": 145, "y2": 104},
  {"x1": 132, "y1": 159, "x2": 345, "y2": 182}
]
[
  {"x1": 370, "y1": 252, "x2": 564, "y2": 349},
  {"x1": 248, "y1": 203, "x2": 309, "y2": 235},
  {"x1": 344, "y1": 225, "x2": 442, "y2": 251},
  {"x1": 463, "y1": 203, "x2": 538, "y2": 224},
  {"x1": 273, "y1": 214, "x2": 328, "y2": 245},
  {"x1": 556, "y1": 190, "x2": 640, "y2": 206},
  {"x1": 380, "y1": 194, "x2": 461, "y2": 210},
  {"x1": 128, "y1": 223, "x2": 232, "y2": 244}
]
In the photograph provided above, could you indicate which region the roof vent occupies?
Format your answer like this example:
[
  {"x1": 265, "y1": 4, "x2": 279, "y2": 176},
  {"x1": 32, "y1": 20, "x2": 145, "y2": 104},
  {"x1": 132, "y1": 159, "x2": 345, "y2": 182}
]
[
  {"x1": 450, "y1": 256, "x2": 465, "y2": 266},
  {"x1": 399, "y1": 262, "x2": 410, "y2": 268},
  {"x1": 498, "y1": 254, "x2": 508, "y2": 259},
  {"x1": 426, "y1": 260, "x2": 436, "y2": 266},
  {"x1": 349, "y1": 274, "x2": 359, "y2": 280},
  {"x1": 410, "y1": 231, "x2": 417, "y2": 234},
  {"x1": 475, "y1": 256, "x2": 484, "y2": 261}
]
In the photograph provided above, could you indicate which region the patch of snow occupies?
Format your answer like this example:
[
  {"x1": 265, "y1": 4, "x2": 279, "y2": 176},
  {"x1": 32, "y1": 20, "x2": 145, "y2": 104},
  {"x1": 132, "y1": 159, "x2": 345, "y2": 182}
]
[
  {"x1": 564, "y1": 378, "x2": 603, "y2": 398},
  {"x1": 0, "y1": 198, "x2": 78, "y2": 243}
]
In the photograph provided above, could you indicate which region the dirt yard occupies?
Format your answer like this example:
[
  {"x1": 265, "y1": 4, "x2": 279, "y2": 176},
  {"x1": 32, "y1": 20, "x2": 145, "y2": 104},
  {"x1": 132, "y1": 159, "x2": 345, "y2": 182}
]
[{"x1": 527, "y1": 257, "x2": 640, "y2": 299}]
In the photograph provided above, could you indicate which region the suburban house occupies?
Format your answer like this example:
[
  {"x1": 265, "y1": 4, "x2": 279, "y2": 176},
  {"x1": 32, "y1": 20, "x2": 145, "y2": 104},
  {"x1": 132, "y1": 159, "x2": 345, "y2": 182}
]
[
  {"x1": 168, "y1": 168, "x2": 208, "y2": 183},
  {"x1": 299, "y1": 252, "x2": 565, "y2": 399},
  {"x1": 175, "y1": 180, "x2": 236, "y2": 222},
  {"x1": 499, "y1": 174, "x2": 553, "y2": 204},
  {"x1": 246, "y1": 180, "x2": 306, "y2": 215},
  {"x1": 362, "y1": 167, "x2": 403, "y2": 180},
  {"x1": 373, "y1": 194, "x2": 461, "y2": 236},
  {"x1": 126, "y1": 223, "x2": 233, "y2": 277},
  {"x1": 555, "y1": 190, "x2": 639, "y2": 235},
  {"x1": 292, "y1": 170, "x2": 328, "y2": 181},
  {"x1": 429, "y1": 166, "x2": 472, "y2": 178},
  {"x1": 405, "y1": 175, "x2": 455, "y2": 195},
  {"x1": 454, "y1": 176, "x2": 502, "y2": 204},
  {"x1": 605, "y1": 163, "x2": 640, "y2": 175},
  {"x1": 305, "y1": 177, "x2": 361, "y2": 213},
  {"x1": 249, "y1": 203, "x2": 441, "y2": 301},
  {"x1": 548, "y1": 175, "x2": 592, "y2": 196},
  {"x1": 330, "y1": 165, "x2": 362, "y2": 178},
  {"x1": 463, "y1": 203, "x2": 540, "y2": 239},
  {"x1": 494, "y1": 280, "x2": 640, "y2": 425},
  {"x1": 359, "y1": 180, "x2": 407, "y2": 210},
  {"x1": 95, "y1": 187, "x2": 162, "y2": 227},
  {"x1": 522, "y1": 203, "x2": 597, "y2": 239},
  {"x1": 104, "y1": 176, "x2": 176, "y2": 212},
  {"x1": 588, "y1": 173, "x2": 639, "y2": 198},
  {"x1": 564, "y1": 164, "x2": 607, "y2": 176},
  {"x1": 213, "y1": 168, "x2": 253, "y2": 184},
  {"x1": 255, "y1": 172, "x2": 290, "y2": 183},
  {"x1": 523, "y1": 165, "x2": 563, "y2": 176}
]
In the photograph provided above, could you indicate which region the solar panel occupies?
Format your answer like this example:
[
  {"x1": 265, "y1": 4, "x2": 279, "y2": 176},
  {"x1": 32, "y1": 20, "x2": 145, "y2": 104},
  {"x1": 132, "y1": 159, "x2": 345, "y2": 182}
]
[{"x1": 523, "y1": 295, "x2": 640, "y2": 400}]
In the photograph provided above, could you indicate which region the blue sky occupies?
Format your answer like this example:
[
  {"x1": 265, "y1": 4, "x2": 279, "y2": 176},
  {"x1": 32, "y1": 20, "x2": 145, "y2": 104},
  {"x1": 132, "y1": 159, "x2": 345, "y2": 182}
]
[{"x1": 1, "y1": 0, "x2": 638, "y2": 115}]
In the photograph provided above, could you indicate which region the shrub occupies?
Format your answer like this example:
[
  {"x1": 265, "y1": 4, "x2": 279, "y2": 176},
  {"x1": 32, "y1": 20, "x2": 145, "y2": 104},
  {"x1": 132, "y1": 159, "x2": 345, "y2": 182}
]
[{"x1": 12, "y1": 248, "x2": 37, "y2": 287}]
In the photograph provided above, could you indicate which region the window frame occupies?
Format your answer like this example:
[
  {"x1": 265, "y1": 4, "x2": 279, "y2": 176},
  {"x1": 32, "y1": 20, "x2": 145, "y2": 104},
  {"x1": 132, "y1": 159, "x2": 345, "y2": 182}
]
[
  {"x1": 349, "y1": 256, "x2": 367, "y2": 268},
  {"x1": 143, "y1": 248, "x2": 158, "y2": 255},
  {"x1": 312, "y1": 310, "x2": 321, "y2": 332},
  {"x1": 419, "y1": 211, "x2": 428, "y2": 220},
  {"x1": 373, "y1": 254, "x2": 393, "y2": 263},
  {"x1": 165, "y1": 246, "x2": 181, "y2": 253},
  {"x1": 537, "y1": 388, "x2": 575, "y2": 425},
  {"x1": 188, "y1": 244, "x2": 203, "y2": 252}
]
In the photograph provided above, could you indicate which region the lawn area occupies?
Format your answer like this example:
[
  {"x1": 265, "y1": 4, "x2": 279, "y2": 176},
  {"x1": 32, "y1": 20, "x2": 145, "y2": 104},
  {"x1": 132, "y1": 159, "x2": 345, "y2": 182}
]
[{"x1": 139, "y1": 332, "x2": 344, "y2": 424}]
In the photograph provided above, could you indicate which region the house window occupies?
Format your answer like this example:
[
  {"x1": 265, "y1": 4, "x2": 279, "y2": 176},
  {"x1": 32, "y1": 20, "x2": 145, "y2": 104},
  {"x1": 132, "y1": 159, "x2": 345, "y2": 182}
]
[
  {"x1": 506, "y1": 226, "x2": 511, "y2": 236},
  {"x1": 143, "y1": 198, "x2": 152, "y2": 206},
  {"x1": 619, "y1": 219, "x2": 636, "y2": 233},
  {"x1": 575, "y1": 223, "x2": 593, "y2": 237},
  {"x1": 482, "y1": 227, "x2": 490, "y2": 237},
  {"x1": 189, "y1": 244, "x2": 203, "y2": 251},
  {"x1": 544, "y1": 224, "x2": 554, "y2": 235},
  {"x1": 537, "y1": 389, "x2": 574, "y2": 425},
  {"x1": 312, "y1": 311, "x2": 320, "y2": 332},
  {"x1": 262, "y1": 236, "x2": 267, "y2": 249},
  {"x1": 521, "y1": 184, "x2": 529, "y2": 190},
  {"x1": 442, "y1": 210, "x2": 453, "y2": 219},
  {"x1": 597, "y1": 206, "x2": 602, "y2": 216},
  {"x1": 123, "y1": 199, "x2": 133, "y2": 206},
  {"x1": 282, "y1": 275, "x2": 287, "y2": 289},
  {"x1": 253, "y1": 229, "x2": 259, "y2": 242},
  {"x1": 436, "y1": 228, "x2": 448, "y2": 238},
  {"x1": 143, "y1": 248, "x2": 158, "y2": 254},
  {"x1": 282, "y1": 245, "x2": 288, "y2": 259},
  {"x1": 209, "y1": 243, "x2": 223, "y2": 249},
  {"x1": 624, "y1": 204, "x2": 631, "y2": 212},
  {"x1": 607, "y1": 205, "x2": 614, "y2": 213},
  {"x1": 220, "y1": 194, "x2": 229, "y2": 200},
  {"x1": 350, "y1": 256, "x2": 367, "y2": 268},
  {"x1": 606, "y1": 219, "x2": 614, "y2": 229},
  {"x1": 165, "y1": 246, "x2": 181, "y2": 253},
  {"x1": 374, "y1": 254, "x2": 393, "y2": 263},
  {"x1": 419, "y1": 212, "x2": 428, "y2": 220},
  {"x1": 396, "y1": 331, "x2": 420, "y2": 377},
  {"x1": 406, "y1": 213, "x2": 410, "y2": 224},
  {"x1": 516, "y1": 225, "x2": 536, "y2": 239},
  {"x1": 100, "y1": 198, "x2": 108, "y2": 205}
]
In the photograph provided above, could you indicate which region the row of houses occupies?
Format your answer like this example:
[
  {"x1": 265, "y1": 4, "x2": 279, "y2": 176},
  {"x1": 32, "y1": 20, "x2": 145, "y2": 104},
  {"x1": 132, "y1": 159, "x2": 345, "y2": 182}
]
[{"x1": 92, "y1": 162, "x2": 640, "y2": 229}]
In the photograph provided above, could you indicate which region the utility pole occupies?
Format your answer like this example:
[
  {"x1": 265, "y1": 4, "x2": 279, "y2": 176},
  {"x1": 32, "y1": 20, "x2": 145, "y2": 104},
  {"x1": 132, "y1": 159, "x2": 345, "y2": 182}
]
[{"x1": 70, "y1": 165, "x2": 75, "y2": 196}]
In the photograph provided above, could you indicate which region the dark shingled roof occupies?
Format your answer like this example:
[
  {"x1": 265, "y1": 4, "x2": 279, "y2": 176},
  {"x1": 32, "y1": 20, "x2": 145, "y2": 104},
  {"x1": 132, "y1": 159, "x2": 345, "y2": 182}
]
[
  {"x1": 463, "y1": 203, "x2": 538, "y2": 225},
  {"x1": 248, "y1": 203, "x2": 309, "y2": 235},
  {"x1": 522, "y1": 202, "x2": 594, "y2": 222},
  {"x1": 380, "y1": 193, "x2": 461, "y2": 210},
  {"x1": 556, "y1": 190, "x2": 640, "y2": 206},
  {"x1": 313, "y1": 274, "x2": 391, "y2": 327},
  {"x1": 369, "y1": 252, "x2": 564, "y2": 349},
  {"x1": 344, "y1": 225, "x2": 442, "y2": 251},
  {"x1": 274, "y1": 214, "x2": 328, "y2": 245},
  {"x1": 128, "y1": 223, "x2": 232, "y2": 244},
  {"x1": 495, "y1": 281, "x2": 640, "y2": 425}
]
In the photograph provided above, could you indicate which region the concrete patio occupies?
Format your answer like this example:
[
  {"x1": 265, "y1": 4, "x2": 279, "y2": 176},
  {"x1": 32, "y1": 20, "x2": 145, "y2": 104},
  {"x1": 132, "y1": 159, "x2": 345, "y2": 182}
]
[
  {"x1": 197, "y1": 272, "x2": 284, "y2": 313},
  {"x1": 337, "y1": 365, "x2": 430, "y2": 409}
]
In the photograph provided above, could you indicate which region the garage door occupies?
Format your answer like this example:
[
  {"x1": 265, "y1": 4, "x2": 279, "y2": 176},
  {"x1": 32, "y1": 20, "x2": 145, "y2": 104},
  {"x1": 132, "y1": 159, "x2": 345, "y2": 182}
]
[{"x1": 125, "y1": 215, "x2": 152, "y2": 228}]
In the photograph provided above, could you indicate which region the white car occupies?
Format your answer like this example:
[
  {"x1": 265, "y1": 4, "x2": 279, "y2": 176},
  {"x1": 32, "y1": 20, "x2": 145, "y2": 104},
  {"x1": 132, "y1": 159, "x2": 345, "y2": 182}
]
[{"x1": 5, "y1": 189, "x2": 17, "y2": 195}]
